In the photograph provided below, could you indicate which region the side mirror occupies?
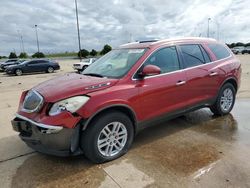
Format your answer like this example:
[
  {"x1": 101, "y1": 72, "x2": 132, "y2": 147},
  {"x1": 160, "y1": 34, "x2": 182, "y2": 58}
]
[{"x1": 139, "y1": 65, "x2": 161, "y2": 77}]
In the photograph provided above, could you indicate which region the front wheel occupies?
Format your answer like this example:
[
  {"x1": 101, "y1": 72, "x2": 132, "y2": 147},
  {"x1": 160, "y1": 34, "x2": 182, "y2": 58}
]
[
  {"x1": 210, "y1": 83, "x2": 236, "y2": 116},
  {"x1": 81, "y1": 111, "x2": 134, "y2": 163}
]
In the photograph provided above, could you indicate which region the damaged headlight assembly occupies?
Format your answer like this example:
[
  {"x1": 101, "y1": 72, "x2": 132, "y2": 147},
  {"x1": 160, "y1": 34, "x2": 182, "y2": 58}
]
[{"x1": 49, "y1": 96, "x2": 90, "y2": 116}]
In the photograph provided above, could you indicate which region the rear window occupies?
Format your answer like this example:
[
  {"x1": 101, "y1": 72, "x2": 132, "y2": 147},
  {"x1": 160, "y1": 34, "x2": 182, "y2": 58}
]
[{"x1": 208, "y1": 43, "x2": 231, "y2": 60}]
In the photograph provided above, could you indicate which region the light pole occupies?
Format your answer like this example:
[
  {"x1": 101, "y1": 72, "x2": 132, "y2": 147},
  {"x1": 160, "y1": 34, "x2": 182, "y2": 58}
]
[
  {"x1": 207, "y1": 18, "x2": 211, "y2": 38},
  {"x1": 75, "y1": 0, "x2": 82, "y2": 61},
  {"x1": 216, "y1": 21, "x2": 220, "y2": 41},
  {"x1": 17, "y1": 30, "x2": 25, "y2": 53},
  {"x1": 35, "y1": 25, "x2": 40, "y2": 53}
]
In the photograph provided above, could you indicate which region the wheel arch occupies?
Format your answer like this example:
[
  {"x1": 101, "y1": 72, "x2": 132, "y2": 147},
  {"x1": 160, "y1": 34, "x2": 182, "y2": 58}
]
[
  {"x1": 221, "y1": 77, "x2": 238, "y2": 92},
  {"x1": 81, "y1": 104, "x2": 138, "y2": 135}
]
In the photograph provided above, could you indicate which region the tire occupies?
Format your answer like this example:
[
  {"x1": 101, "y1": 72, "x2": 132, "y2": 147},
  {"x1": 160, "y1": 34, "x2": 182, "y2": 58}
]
[
  {"x1": 47, "y1": 67, "x2": 54, "y2": 73},
  {"x1": 210, "y1": 83, "x2": 236, "y2": 116},
  {"x1": 81, "y1": 111, "x2": 134, "y2": 163},
  {"x1": 15, "y1": 69, "x2": 23, "y2": 76}
]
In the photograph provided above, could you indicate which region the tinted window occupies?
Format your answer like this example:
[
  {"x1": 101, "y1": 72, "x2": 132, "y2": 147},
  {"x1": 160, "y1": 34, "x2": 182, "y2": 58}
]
[
  {"x1": 37, "y1": 60, "x2": 48, "y2": 64},
  {"x1": 200, "y1": 46, "x2": 211, "y2": 63},
  {"x1": 144, "y1": 46, "x2": 180, "y2": 74},
  {"x1": 180, "y1": 44, "x2": 205, "y2": 68},
  {"x1": 208, "y1": 43, "x2": 231, "y2": 60},
  {"x1": 27, "y1": 61, "x2": 37, "y2": 65}
]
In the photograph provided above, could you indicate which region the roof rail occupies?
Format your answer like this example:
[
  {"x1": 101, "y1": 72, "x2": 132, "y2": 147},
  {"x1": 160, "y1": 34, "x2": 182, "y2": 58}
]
[
  {"x1": 139, "y1": 39, "x2": 159, "y2": 43},
  {"x1": 152, "y1": 37, "x2": 216, "y2": 45}
]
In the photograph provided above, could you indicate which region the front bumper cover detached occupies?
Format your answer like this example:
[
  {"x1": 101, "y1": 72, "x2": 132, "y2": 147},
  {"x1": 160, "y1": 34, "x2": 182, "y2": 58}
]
[{"x1": 12, "y1": 113, "x2": 82, "y2": 156}]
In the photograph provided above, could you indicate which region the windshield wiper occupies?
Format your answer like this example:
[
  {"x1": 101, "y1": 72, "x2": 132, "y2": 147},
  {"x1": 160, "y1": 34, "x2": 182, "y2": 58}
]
[{"x1": 83, "y1": 73, "x2": 104, "y2": 78}]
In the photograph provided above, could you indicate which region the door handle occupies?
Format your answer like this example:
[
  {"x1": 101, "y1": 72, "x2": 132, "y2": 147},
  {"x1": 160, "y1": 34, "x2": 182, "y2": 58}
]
[
  {"x1": 176, "y1": 80, "x2": 186, "y2": 86},
  {"x1": 209, "y1": 72, "x2": 218, "y2": 76}
]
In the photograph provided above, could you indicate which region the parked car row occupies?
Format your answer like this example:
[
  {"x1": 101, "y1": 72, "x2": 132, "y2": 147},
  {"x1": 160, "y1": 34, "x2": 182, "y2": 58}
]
[
  {"x1": 0, "y1": 59, "x2": 60, "y2": 76},
  {"x1": 0, "y1": 59, "x2": 20, "y2": 71},
  {"x1": 231, "y1": 46, "x2": 250, "y2": 54}
]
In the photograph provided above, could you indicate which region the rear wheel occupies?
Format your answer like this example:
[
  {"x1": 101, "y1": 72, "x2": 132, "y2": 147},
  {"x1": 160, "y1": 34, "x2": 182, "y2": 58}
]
[
  {"x1": 15, "y1": 69, "x2": 22, "y2": 76},
  {"x1": 210, "y1": 83, "x2": 236, "y2": 116},
  {"x1": 47, "y1": 66, "x2": 54, "y2": 73},
  {"x1": 81, "y1": 111, "x2": 134, "y2": 163}
]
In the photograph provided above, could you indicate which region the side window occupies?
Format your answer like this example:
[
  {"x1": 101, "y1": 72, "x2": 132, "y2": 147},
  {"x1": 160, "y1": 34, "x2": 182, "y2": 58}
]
[
  {"x1": 180, "y1": 44, "x2": 205, "y2": 68},
  {"x1": 207, "y1": 43, "x2": 231, "y2": 60},
  {"x1": 144, "y1": 46, "x2": 180, "y2": 75},
  {"x1": 38, "y1": 60, "x2": 47, "y2": 64},
  {"x1": 28, "y1": 61, "x2": 36, "y2": 65}
]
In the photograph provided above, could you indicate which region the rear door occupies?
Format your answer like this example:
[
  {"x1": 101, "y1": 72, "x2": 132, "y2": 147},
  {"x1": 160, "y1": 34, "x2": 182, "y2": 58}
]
[
  {"x1": 178, "y1": 44, "x2": 216, "y2": 106},
  {"x1": 136, "y1": 46, "x2": 188, "y2": 121},
  {"x1": 27, "y1": 60, "x2": 46, "y2": 72},
  {"x1": 23, "y1": 61, "x2": 36, "y2": 73},
  {"x1": 205, "y1": 43, "x2": 233, "y2": 97},
  {"x1": 37, "y1": 60, "x2": 49, "y2": 71}
]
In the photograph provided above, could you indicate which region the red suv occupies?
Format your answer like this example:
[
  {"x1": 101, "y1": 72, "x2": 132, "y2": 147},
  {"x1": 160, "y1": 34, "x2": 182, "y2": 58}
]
[{"x1": 12, "y1": 38, "x2": 241, "y2": 163}]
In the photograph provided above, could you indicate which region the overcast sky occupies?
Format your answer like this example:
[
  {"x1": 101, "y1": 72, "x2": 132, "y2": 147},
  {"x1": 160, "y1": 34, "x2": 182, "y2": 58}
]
[{"x1": 0, "y1": 0, "x2": 249, "y2": 56}]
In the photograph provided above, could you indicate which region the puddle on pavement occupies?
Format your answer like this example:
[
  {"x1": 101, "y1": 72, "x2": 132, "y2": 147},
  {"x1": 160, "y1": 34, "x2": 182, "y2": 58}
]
[
  {"x1": 185, "y1": 109, "x2": 238, "y2": 141},
  {"x1": 130, "y1": 132, "x2": 220, "y2": 176},
  {"x1": 11, "y1": 155, "x2": 106, "y2": 188},
  {"x1": 118, "y1": 108, "x2": 240, "y2": 182}
]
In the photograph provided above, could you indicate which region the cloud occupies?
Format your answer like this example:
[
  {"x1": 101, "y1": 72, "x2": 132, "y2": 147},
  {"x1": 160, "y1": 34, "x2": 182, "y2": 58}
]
[{"x1": 0, "y1": 0, "x2": 249, "y2": 56}]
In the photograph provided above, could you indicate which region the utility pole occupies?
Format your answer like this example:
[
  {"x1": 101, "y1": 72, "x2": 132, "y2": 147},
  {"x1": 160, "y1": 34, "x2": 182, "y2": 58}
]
[
  {"x1": 35, "y1": 25, "x2": 40, "y2": 53},
  {"x1": 20, "y1": 35, "x2": 25, "y2": 53},
  {"x1": 207, "y1": 18, "x2": 211, "y2": 38},
  {"x1": 216, "y1": 21, "x2": 220, "y2": 41},
  {"x1": 17, "y1": 30, "x2": 25, "y2": 53},
  {"x1": 75, "y1": 0, "x2": 82, "y2": 61}
]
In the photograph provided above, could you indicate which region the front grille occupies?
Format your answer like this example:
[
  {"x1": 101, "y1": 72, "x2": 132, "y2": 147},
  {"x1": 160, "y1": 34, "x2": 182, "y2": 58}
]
[{"x1": 22, "y1": 90, "x2": 44, "y2": 113}]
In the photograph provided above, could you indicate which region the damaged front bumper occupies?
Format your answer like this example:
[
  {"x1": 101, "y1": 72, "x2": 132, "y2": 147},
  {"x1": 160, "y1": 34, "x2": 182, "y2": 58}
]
[{"x1": 11, "y1": 113, "x2": 83, "y2": 156}]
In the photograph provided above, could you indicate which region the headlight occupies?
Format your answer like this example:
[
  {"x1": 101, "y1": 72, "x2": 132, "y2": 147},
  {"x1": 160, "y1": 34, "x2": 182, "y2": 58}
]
[{"x1": 49, "y1": 96, "x2": 89, "y2": 116}]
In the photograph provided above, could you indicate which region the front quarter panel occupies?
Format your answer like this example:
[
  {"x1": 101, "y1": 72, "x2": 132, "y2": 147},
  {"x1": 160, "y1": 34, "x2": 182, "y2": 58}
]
[{"x1": 76, "y1": 81, "x2": 140, "y2": 121}]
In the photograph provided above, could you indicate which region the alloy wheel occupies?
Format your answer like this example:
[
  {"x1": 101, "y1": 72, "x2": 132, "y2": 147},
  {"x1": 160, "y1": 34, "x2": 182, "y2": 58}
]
[
  {"x1": 220, "y1": 88, "x2": 233, "y2": 112},
  {"x1": 97, "y1": 122, "x2": 128, "y2": 157},
  {"x1": 16, "y1": 69, "x2": 22, "y2": 76},
  {"x1": 48, "y1": 67, "x2": 54, "y2": 73}
]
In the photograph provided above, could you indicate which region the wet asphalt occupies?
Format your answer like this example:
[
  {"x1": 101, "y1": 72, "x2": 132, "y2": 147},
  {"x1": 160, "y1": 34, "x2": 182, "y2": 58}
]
[{"x1": 0, "y1": 99, "x2": 250, "y2": 188}]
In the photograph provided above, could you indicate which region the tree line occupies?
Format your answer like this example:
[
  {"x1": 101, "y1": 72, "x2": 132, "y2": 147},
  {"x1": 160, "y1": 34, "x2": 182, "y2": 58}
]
[
  {"x1": 0, "y1": 44, "x2": 112, "y2": 59},
  {"x1": 78, "y1": 44, "x2": 112, "y2": 58}
]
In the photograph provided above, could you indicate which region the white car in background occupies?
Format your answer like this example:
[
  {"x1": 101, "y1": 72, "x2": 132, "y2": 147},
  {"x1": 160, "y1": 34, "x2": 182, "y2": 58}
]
[
  {"x1": 231, "y1": 46, "x2": 245, "y2": 54},
  {"x1": 73, "y1": 58, "x2": 97, "y2": 72}
]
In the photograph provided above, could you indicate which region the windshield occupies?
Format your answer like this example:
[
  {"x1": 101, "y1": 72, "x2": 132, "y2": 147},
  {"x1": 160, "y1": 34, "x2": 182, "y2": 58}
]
[{"x1": 82, "y1": 48, "x2": 147, "y2": 78}]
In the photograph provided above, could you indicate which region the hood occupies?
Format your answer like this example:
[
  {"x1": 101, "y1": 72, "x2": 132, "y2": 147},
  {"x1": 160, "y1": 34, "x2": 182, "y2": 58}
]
[{"x1": 33, "y1": 73, "x2": 118, "y2": 102}]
